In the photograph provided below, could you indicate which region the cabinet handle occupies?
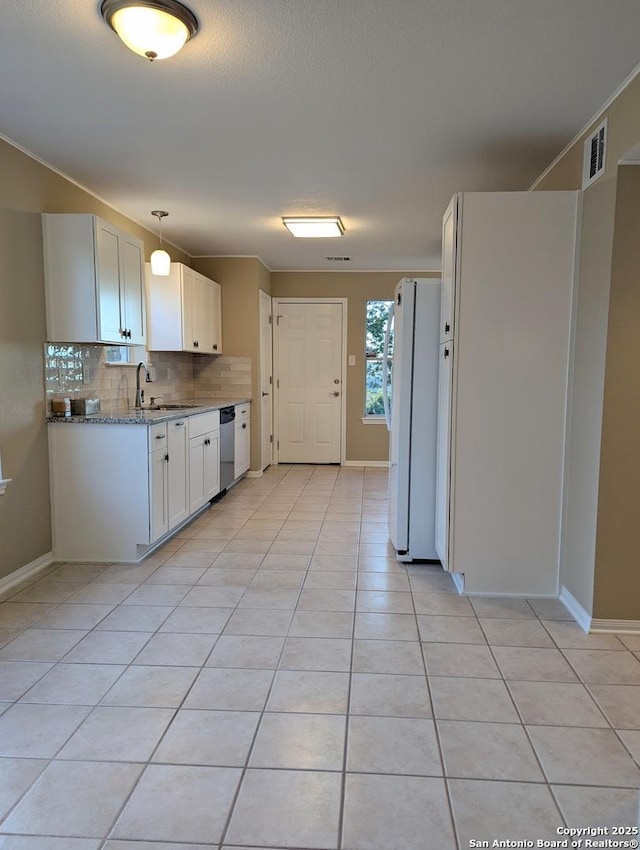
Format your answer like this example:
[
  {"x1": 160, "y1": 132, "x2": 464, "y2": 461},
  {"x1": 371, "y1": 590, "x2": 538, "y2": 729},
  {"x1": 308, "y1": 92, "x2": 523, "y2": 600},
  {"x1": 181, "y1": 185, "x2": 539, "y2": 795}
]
[
  {"x1": 175, "y1": 421, "x2": 185, "y2": 427},
  {"x1": 444, "y1": 347, "x2": 450, "y2": 359},
  {"x1": 164, "y1": 453, "x2": 169, "y2": 462},
  {"x1": 155, "y1": 434, "x2": 166, "y2": 440},
  {"x1": 204, "y1": 438, "x2": 210, "y2": 446},
  {"x1": 193, "y1": 340, "x2": 199, "y2": 348},
  {"x1": 445, "y1": 322, "x2": 450, "y2": 334},
  {"x1": 242, "y1": 423, "x2": 247, "y2": 429},
  {"x1": 213, "y1": 344, "x2": 218, "y2": 350}
]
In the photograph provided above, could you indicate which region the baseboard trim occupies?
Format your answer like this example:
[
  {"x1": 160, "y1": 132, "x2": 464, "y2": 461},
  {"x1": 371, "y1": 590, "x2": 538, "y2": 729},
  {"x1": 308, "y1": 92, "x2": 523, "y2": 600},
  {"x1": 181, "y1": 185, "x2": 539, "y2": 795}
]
[
  {"x1": 560, "y1": 585, "x2": 592, "y2": 633},
  {"x1": 246, "y1": 470, "x2": 264, "y2": 478},
  {"x1": 590, "y1": 619, "x2": 640, "y2": 634},
  {"x1": 0, "y1": 551, "x2": 55, "y2": 595},
  {"x1": 342, "y1": 460, "x2": 389, "y2": 468}
]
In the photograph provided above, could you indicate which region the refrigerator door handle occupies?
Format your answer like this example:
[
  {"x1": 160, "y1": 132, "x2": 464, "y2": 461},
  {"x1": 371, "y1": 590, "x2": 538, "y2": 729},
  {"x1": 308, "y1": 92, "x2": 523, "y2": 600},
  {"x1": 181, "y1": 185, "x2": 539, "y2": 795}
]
[{"x1": 382, "y1": 302, "x2": 395, "y2": 431}]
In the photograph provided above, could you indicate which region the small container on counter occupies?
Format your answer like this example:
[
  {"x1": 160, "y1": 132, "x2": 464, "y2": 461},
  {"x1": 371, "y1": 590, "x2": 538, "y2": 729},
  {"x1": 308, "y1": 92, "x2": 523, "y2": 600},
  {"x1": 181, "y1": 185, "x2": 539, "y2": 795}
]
[
  {"x1": 70, "y1": 398, "x2": 101, "y2": 416},
  {"x1": 51, "y1": 397, "x2": 71, "y2": 418}
]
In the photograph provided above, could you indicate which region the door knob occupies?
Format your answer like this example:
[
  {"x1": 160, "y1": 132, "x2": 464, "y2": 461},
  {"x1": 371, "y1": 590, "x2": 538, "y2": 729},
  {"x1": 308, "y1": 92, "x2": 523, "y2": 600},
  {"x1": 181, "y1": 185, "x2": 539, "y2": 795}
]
[
  {"x1": 331, "y1": 391, "x2": 340, "y2": 397},
  {"x1": 334, "y1": 379, "x2": 340, "y2": 384}
]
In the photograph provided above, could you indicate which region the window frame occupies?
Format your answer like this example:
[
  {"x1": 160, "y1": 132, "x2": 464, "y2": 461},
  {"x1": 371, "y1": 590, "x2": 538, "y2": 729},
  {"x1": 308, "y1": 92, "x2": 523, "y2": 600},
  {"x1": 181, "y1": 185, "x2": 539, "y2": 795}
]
[{"x1": 363, "y1": 298, "x2": 393, "y2": 422}]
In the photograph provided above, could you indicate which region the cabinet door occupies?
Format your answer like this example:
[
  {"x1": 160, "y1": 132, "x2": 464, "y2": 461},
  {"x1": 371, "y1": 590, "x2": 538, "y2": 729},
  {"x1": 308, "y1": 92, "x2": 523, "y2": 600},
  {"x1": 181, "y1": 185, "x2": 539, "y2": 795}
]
[
  {"x1": 121, "y1": 234, "x2": 146, "y2": 345},
  {"x1": 181, "y1": 265, "x2": 195, "y2": 352},
  {"x1": 190, "y1": 272, "x2": 208, "y2": 352},
  {"x1": 95, "y1": 219, "x2": 123, "y2": 344},
  {"x1": 234, "y1": 419, "x2": 250, "y2": 478},
  {"x1": 188, "y1": 434, "x2": 207, "y2": 513},
  {"x1": 441, "y1": 196, "x2": 458, "y2": 344},
  {"x1": 435, "y1": 341, "x2": 453, "y2": 569},
  {"x1": 210, "y1": 280, "x2": 222, "y2": 353},
  {"x1": 149, "y1": 448, "x2": 169, "y2": 542},
  {"x1": 204, "y1": 431, "x2": 220, "y2": 499},
  {"x1": 167, "y1": 419, "x2": 189, "y2": 528}
]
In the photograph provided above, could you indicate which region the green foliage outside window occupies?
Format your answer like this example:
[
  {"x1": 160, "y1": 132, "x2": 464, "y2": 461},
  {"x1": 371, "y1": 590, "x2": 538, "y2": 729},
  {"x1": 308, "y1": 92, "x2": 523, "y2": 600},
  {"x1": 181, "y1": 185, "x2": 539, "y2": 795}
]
[{"x1": 365, "y1": 300, "x2": 393, "y2": 416}]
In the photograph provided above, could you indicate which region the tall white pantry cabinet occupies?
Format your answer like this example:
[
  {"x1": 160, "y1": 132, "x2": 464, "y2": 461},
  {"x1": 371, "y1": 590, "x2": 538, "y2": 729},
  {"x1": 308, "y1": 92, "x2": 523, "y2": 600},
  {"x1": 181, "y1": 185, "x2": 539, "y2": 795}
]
[{"x1": 435, "y1": 191, "x2": 581, "y2": 596}]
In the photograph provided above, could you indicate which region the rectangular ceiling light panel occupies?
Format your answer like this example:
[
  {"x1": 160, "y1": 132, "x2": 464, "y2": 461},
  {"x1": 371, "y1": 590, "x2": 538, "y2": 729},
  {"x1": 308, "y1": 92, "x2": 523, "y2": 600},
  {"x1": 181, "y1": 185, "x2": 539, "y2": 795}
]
[{"x1": 282, "y1": 216, "x2": 345, "y2": 237}]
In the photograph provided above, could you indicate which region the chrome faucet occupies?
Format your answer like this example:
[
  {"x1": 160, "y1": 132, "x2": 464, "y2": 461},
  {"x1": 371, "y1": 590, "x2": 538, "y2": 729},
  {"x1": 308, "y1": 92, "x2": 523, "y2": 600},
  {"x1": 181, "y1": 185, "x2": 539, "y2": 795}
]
[{"x1": 135, "y1": 361, "x2": 152, "y2": 409}]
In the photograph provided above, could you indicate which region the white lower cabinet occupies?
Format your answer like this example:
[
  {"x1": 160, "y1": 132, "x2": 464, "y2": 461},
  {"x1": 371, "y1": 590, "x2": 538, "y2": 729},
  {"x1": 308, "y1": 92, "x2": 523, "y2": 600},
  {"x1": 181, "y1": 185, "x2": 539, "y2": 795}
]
[
  {"x1": 234, "y1": 404, "x2": 250, "y2": 479},
  {"x1": 49, "y1": 413, "x2": 222, "y2": 564},
  {"x1": 149, "y1": 446, "x2": 169, "y2": 543},
  {"x1": 167, "y1": 418, "x2": 189, "y2": 529},
  {"x1": 149, "y1": 419, "x2": 190, "y2": 542},
  {"x1": 188, "y1": 411, "x2": 221, "y2": 513},
  {"x1": 149, "y1": 422, "x2": 169, "y2": 543}
]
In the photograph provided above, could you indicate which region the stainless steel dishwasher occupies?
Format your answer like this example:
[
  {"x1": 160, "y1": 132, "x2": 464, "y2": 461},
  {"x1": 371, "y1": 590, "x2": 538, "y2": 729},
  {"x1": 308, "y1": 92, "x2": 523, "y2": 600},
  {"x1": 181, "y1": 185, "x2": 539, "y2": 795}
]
[{"x1": 219, "y1": 406, "x2": 236, "y2": 490}]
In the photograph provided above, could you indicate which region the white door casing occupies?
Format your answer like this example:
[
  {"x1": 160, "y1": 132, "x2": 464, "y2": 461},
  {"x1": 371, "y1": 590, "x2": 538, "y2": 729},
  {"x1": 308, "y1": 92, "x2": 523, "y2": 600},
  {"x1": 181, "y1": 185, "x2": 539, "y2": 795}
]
[
  {"x1": 259, "y1": 290, "x2": 273, "y2": 471},
  {"x1": 274, "y1": 299, "x2": 346, "y2": 464}
]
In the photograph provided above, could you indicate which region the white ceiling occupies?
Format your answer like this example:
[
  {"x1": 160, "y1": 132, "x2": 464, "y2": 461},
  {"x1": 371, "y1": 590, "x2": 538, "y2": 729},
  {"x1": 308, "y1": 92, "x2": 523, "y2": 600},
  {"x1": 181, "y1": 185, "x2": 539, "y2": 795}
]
[{"x1": 1, "y1": 0, "x2": 639, "y2": 271}]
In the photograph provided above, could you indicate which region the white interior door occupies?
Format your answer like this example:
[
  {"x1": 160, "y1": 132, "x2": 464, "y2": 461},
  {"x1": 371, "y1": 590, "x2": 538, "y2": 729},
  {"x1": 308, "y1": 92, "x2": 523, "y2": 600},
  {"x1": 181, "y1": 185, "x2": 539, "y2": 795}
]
[
  {"x1": 276, "y1": 301, "x2": 344, "y2": 464},
  {"x1": 259, "y1": 290, "x2": 273, "y2": 471}
]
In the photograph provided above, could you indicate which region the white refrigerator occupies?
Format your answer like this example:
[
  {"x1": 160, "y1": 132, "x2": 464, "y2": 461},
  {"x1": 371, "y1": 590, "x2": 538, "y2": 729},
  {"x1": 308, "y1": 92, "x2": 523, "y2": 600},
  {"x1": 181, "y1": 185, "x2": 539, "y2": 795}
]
[{"x1": 384, "y1": 278, "x2": 441, "y2": 561}]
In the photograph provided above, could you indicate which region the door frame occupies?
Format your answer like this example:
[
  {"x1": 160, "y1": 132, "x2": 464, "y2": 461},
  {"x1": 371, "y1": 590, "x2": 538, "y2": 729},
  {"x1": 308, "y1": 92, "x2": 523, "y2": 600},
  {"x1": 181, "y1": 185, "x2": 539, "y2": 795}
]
[
  {"x1": 258, "y1": 289, "x2": 273, "y2": 472},
  {"x1": 272, "y1": 297, "x2": 348, "y2": 466}
]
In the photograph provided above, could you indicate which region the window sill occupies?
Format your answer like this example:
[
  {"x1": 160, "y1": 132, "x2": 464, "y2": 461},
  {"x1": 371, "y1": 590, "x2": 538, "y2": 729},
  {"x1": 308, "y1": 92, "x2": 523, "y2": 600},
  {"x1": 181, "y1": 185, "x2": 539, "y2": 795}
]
[{"x1": 361, "y1": 416, "x2": 386, "y2": 425}]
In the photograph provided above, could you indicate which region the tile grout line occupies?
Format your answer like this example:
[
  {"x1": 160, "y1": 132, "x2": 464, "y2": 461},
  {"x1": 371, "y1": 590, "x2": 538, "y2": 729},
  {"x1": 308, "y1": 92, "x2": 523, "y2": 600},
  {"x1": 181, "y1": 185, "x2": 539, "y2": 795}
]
[
  {"x1": 335, "y1": 470, "x2": 362, "y2": 850},
  {"x1": 96, "y1": 465, "x2": 291, "y2": 849},
  {"x1": 2, "y1": 466, "x2": 639, "y2": 845},
  {"x1": 476, "y1": 613, "x2": 576, "y2": 828},
  {"x1": 412, "y1": 571, "x2": 462, "y2": 850},
  {"x1": 217, "y1": 464, "x2": 336, "y2": 850}
]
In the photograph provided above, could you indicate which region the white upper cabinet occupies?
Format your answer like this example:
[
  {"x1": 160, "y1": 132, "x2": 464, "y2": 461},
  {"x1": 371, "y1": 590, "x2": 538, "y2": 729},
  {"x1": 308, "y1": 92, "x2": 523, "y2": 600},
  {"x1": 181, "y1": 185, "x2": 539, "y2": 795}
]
[
  {"x1": 147, "y1": 262, "x2": 222, "y2": 354},
  {"x1": 43, "y1": 214, "x2": 146, "y2": 345},
  {"x1": 203, "y1": 274, "x2": 222, "y2": 353}
]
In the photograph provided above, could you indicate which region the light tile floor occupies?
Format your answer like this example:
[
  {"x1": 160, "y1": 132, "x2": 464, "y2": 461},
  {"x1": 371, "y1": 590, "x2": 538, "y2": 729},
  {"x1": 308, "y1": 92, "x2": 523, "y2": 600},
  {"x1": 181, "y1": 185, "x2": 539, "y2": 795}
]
[{"x1": 0, "y1": 465, "x2": 638, "y2": 850}]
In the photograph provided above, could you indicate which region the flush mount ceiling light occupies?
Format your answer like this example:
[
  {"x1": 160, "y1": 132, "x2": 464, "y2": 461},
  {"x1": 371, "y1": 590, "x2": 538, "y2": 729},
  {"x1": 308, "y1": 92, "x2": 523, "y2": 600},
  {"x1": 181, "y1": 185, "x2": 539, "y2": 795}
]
[
  {"x1": 150, "y1": 210, "x2": 171, "y2": 275},
  {"x1": 282, "y1": 216, "x2": 345, "y2": 238},
  {"x1": 100, "y1": 0, "x2": 198, "y2": 61}
]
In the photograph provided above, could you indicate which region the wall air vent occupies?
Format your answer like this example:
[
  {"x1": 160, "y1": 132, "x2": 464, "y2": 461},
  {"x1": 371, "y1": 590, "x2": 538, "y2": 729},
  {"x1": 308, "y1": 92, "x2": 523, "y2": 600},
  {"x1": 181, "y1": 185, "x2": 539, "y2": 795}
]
[
  {"x1": 325, "y1": 256, "x2": 351, "y2": 262},
  {"x1": 582, "y1": 118, "x2": 607, "y2": 189}
]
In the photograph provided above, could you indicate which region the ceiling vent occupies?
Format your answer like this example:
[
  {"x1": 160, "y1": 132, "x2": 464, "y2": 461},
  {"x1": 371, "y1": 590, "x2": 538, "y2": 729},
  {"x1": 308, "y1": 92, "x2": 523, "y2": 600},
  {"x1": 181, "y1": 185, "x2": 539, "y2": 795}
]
[
  {"x1": 325, "y1": 256, "x2": 351, "y2": 262},
  {"x1": 582, "y1": 118, "x2": 607, "y2": 189}
]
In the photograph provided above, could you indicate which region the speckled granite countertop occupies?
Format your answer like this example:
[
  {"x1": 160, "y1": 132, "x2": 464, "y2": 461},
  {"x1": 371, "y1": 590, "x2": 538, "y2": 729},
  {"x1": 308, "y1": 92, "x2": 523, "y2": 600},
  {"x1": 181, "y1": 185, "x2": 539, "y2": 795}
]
[{"x1": 46, "y1": 398, "x2": 251, "y2": 425}]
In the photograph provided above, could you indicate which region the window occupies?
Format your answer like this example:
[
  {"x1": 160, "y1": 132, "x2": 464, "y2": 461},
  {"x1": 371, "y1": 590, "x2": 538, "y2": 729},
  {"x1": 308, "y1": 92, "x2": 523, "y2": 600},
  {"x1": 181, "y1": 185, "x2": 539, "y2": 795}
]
[{"x1": 364, "y1": 299, "x2": 393, "y2": 417}]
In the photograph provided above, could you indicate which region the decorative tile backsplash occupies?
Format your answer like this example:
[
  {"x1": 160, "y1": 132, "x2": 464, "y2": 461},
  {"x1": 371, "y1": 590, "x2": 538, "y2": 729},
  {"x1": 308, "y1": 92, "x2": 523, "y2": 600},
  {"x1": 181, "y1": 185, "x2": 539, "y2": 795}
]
[{"x1": 44, "y1": 344, "x2": 252, "y2": 413}]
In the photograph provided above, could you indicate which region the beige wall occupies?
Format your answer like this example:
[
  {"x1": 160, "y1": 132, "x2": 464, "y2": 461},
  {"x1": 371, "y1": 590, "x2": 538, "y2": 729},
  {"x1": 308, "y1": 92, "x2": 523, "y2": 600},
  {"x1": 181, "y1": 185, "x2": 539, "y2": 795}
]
[
  {"x1": 0, "y1": 209, "x2": 51, "y2": 580},
  {"x1": 0, "y1": 137, "x2": 191, "y2": 580},
  {"x1": 593, "y1": 165, "x2": 640, "y2": 619},
  {"x1": 271, "y1": 272, "x2": 438, "y2": 462},
  {"x1": 0, "y1": 138, "x2": 191, "y2": 265},
  {"x1": 535, "y1": 72, "x2": 640, "y2": 620},
  {"x1": 191, "y1": 257, "x2": 271, "y2": 471}
]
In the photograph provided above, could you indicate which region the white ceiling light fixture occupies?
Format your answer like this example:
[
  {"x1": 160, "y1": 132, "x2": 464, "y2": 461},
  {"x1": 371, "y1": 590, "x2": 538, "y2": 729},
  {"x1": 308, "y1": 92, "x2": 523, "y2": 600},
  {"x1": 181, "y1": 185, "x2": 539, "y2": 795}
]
[
  {"x1": 150, "y1": 210, "x2": 171, "y2": 275},
  {"x1": 100, "y1": 0, "x2": 199, "y2": 61},
  {"x1": 282, "y1": 216, "x2": 345, "y2": 238}
]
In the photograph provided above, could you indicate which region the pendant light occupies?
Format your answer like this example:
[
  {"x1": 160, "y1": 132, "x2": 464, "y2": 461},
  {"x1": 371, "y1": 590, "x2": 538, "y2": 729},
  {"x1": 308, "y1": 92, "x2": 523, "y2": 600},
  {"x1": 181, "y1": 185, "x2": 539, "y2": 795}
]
[
  {"x1": 150, "y1": 210, "x2": 171, "y2": 276},
  {"x1": 101, "y1": 0, "x2": 199, "y2": 62}
]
